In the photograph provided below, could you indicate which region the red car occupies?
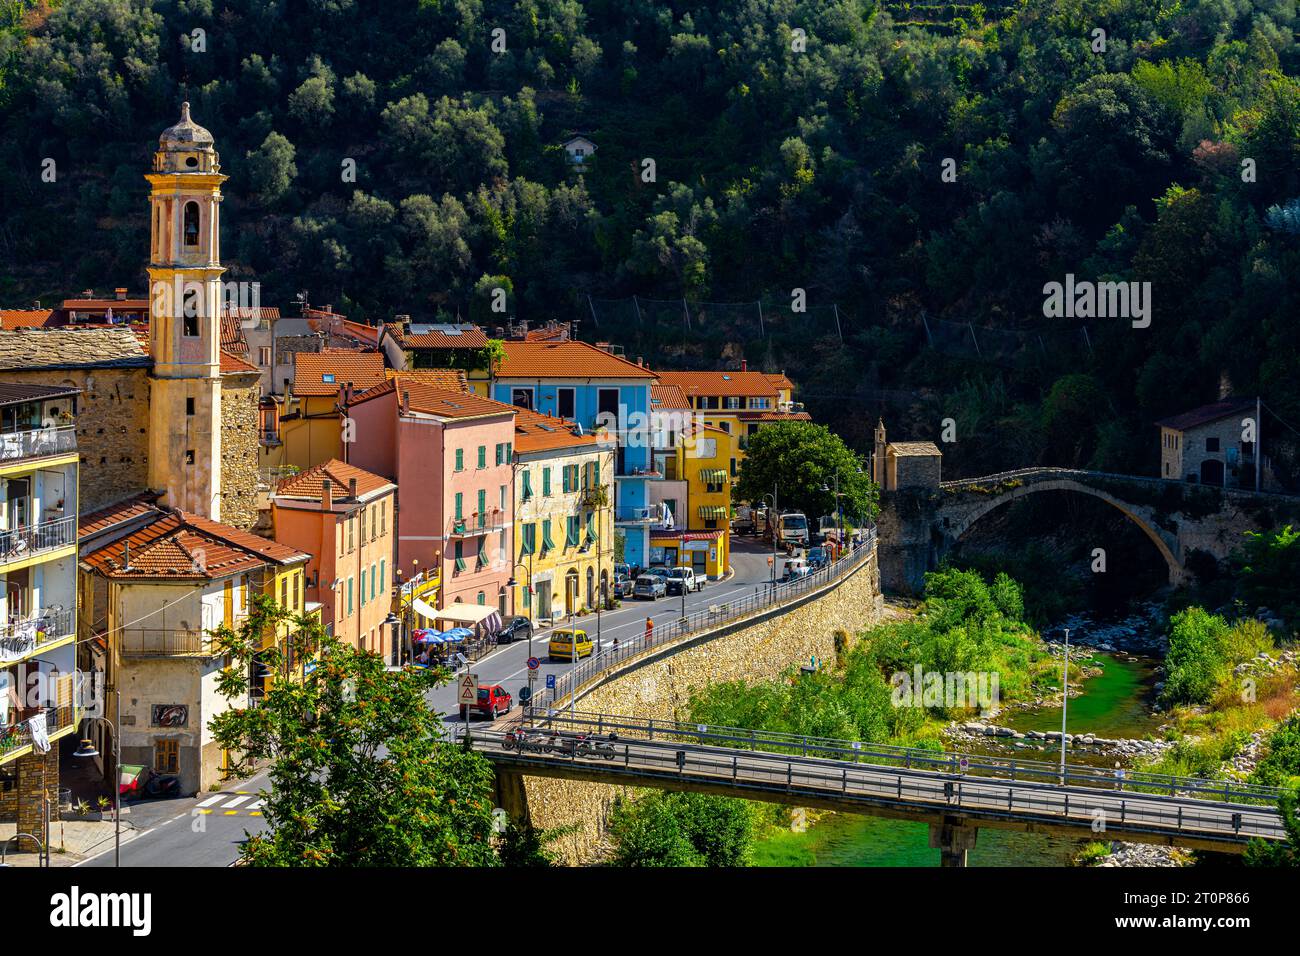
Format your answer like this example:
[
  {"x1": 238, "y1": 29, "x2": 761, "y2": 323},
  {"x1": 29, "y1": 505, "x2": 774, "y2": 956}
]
[{"x1": 462, "y1": 684, "x2": 513, "y2": 719}]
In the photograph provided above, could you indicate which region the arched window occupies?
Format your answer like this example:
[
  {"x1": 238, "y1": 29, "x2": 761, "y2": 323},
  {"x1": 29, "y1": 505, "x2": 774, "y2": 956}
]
[{"x1": 183, "y1": 201, "x2": 200, "y2": 247}]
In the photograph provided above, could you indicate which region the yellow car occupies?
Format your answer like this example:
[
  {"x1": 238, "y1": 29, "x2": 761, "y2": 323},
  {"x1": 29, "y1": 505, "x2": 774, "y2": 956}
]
[{"x1": 548, "y1": 628, "x2": 593, "y2": 662}]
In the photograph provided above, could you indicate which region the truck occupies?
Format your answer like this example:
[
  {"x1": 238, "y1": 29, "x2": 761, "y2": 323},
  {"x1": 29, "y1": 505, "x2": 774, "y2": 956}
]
[
  {"x1": 762, "y1": 510, "x2": 809, "y2": 550},
  {"x1": 732, "y1": 504, "x2": 757, "y2": 535}
]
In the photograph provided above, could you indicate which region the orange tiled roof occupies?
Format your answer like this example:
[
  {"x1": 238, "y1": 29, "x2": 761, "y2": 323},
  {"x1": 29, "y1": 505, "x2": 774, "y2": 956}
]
[
  {"x1": 350, "y1": 378, "x2": 515, "y2": 420},
  {"x1": 1, "y1": 309, "x2": 60, "y2": 330},
  {"x1": 82, "y1": 510, "x2": 307, "y2": 580},
  {"x1": 220, "y1": 315, "x2": 249, "y2": 355},
  {"x1": 275, "y1": 459, "x2": 394, "y2": 501},
  {"x1": 78, "y1": 492, "x2": 166, "y2": 538},
  {"x1": 738, "y1": 410, "x2": 811, "y2": 422},
  {"x1": 654, "y1": 370, "x2": 780, "y2": 398},
  {"x1": 223, "y1": 305, "x2": 281, "y2": 321},
  {"x1": 62, "y1": 297, "x2": 150, "y2": 310},
  {"x1": 651, "y1": 384, "x2": 691, "y2": 410},
  {"x1": 764, "y1": 372, "x2": 794, "y2": 390},
  {"x1": 385, "y1": 368, "x2": 468, "y2": 390},
  {"x1": 220, "y1": 349, "x2": 260, "y2": 375},
  {"x1": 514, "y1": 407, "x2": 604, "y2": 454},
  {"x1": 386, "y1": 323, "x2": 489, "y2": 349},
  {"x1": 293, "y1": 351, "x2": 386, "y2": 396},
  {"x1": 497, "y1": 341, "x2": 656, "y2": 379}
]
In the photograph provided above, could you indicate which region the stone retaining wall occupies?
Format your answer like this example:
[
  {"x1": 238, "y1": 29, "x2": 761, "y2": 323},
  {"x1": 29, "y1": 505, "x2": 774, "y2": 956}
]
[{"x1": 523, "y1": 547, "x2": 884, "y2": 864}]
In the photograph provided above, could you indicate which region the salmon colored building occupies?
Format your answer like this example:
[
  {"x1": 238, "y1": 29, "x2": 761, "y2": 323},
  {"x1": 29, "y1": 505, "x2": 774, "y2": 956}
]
[
  {"x1": 345, "y1": 380, "x2": 516, "y2": 614},
  {"x1": 270, "y1": 459, "x2": 397, "y2": 659}
]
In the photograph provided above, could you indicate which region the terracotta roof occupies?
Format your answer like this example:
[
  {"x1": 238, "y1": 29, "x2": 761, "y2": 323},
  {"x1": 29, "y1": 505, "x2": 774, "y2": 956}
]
[
  {"x1": 292, "y1": 351, "x2": 386, "y2": 396},
  {"x1": 384, "y1": 368, "x2": 468, "y2": 390},
  {"x1": 82, "y1": 510, "x2": 307, "y2": 580},
  {"x1": 223, "y1": 305, "x2": 281, "y2": 321},
  {"x1": 764, "y1": 372, "x2": 794, "y2": 390},
  {"x1": 889, "y1": 441, "x2": 942, "y2": 456},
  {"x1": 739, "y1": 410, "x2": 812, "y2": 422},
  {"x1": 62, "y1": 297, "x2": 150, "y2": 311},
  {"x1": 78, "y1": 493, "x2": 166, "y2": 539},
  {"x1": 1, "y1": 309, "x2": 60, "y2": 330},
  {"x1": 651, "y1": 384, "x2": 691, "y2": 410},
  {"x1": 0, "y1": 328, "x2": 151, "y2": 370},
  {"x1": 350, "y1": 379, "x2": 515, "y2": 421},
  {"x1": 220, "y1": 315, "x2": 250, "y2": 355},
  {"x1": 654, "y1": 370, "x2": 780, "y2": 398},
  {"x1": 524, "y1": 323, "x2": 571, "y2": 342},
  {"x1": 1155, "y1": 398, "x2": 1256, "y2": 432},
  {"x1": 275, "y1": 459, "x2": 394, "y2": 502},
  {"x1": 497, "y1": 341, "x2": 656, "y2": 379},
  {"x1": 514, "y1": 407, "x2": 603, "y2": 454},
  {"x1": 220, "y1": 349, "x2": 260, "y2": 375},
  {"x1": 386, "y1": 322, "x2": 489, "y2": 349}
]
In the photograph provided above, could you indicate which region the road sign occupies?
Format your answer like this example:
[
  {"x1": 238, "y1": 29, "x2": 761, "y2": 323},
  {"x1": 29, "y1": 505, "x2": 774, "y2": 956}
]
[
  {"x1": 545, "y1": 674, "x2": 556, "y2": 690},
  {"x1": 526, "y1": 657, "x2": 540, "y2": 670},
  {"x1": 458, "y1": 673, "x2": 478, "y2": 706}
]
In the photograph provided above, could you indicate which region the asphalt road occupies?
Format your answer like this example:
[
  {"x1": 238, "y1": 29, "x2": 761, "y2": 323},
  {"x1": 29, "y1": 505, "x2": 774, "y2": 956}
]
[{"x1": 427, "y1": 537, "x2": 782, "y2": 723}]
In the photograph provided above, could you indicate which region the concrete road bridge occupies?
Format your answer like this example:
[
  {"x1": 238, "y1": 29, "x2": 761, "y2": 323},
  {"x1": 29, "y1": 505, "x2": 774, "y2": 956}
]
[
  {"x1": 475, "y1": 712, "x2": 1289, "y2": 866},
  {"x1": 877, "y1": 466, "x2": 1300, "y2": 594}
]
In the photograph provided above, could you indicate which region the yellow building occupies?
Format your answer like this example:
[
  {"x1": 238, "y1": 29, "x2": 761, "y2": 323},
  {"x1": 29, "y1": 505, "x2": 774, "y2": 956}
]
[
  {"x1": 261, "y1": 352, "x2": 387, "y2": 473},
  {"x1": 648, "y1": 529, "x2": 729, "y2": 580},
  {"x1": 679, "y1": 423, "x2": 737, "y2": 533},
  {"x1": 511, "y1": 409, "x2": 615, "y2": 622},
  {"x1": 654, "y1": 367, "x2": 809, "y2": 461},
  {"x1": 0, "y1": 383, "x2": 82, "y2": 841}
]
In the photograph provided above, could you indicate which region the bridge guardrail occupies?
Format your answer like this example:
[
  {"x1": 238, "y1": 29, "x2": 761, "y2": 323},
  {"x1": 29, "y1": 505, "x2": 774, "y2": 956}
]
[
  {"x1": 466, "y1": 726, "x2": 1286, "y2": 843},
  {"x1": 532, "y1": 529, "x2": 877, "y2": 712},
  {"x1": 514, "y1": 711, "x2": 1289, "y2": 808}
]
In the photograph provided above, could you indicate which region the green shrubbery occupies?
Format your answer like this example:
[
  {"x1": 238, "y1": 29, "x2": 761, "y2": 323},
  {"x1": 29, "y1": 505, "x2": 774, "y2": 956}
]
[
  {"x1": 1160, "y1": 608, "x2": 1273, "y2": 706},
  {"x1": 607, "y1": 792, "x2": 753, "y2": 867}
]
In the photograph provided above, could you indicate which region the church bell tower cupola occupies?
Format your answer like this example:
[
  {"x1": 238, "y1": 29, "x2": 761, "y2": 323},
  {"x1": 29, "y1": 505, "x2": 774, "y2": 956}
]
[{"x1": 145, "y1": 102, "x2": 228, "y2": 520}]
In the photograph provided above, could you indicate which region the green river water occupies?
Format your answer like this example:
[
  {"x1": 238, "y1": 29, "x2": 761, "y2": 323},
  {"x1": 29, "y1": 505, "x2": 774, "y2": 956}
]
[{"x1": 754, "y1": 652, "x2": 1161, "y2": 867}]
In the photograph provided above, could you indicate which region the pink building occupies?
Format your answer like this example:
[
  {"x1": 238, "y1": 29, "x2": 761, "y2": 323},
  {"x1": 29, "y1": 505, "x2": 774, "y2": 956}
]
[{"x1": 346, "y1": 380, "x2": 516, "y2": 613}]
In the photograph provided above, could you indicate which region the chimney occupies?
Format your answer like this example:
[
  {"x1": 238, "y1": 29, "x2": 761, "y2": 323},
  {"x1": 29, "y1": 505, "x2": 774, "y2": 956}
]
[
  {"x1": 114, "y1": 288, "x2": 127, "y2": 301},
  {"x1": 322, "y1": 478, "x2": 333, "y2": 511},
  {"x1": 31, "y1": 300, "x2": 40, "y2": 309},
  {"x1": 401, "y1": 389, "x2": 411, "y2": 416},
  {"x1": 741, "y1": 358, "x2": 747, "y2": 372},
  {"x1": 636, "y1": 356, "x2": 644, "y2": 367},
  {"x1": 349, "y1": 477, "x2": 358, "y2": 499}
]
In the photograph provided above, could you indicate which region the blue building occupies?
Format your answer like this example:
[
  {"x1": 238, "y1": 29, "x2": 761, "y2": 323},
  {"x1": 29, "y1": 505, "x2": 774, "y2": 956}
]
[{"x1": 492, "y1": 341, "x2": 659, "y2": 566}]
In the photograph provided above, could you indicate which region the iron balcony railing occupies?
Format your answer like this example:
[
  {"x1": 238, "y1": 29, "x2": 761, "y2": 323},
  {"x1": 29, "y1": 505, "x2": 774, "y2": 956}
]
[
  {"x1": 613, "y1": 505, "x2": 661, "y2": 523},
  {"x1": 0, "y1": 607, "x2": 74, "y2": 664},
  {"x1": 0, "y1": 704, "x2": 79, "y2": 763},
  {"x1": 533, "y1": 528, "x2": 877, "y2": 709},
  {"x1": 120, "y1": 628, "x2": 216, "y2": 657},
  {"x1": 0, "y1": 424, "x2": 76, "y2": 463},
  {"x1": 515, "y1": 710, "x2": 1288, "y2": 808},
  {"x1": 0, "y1": 515, "x2": 77, "y2": 565}
]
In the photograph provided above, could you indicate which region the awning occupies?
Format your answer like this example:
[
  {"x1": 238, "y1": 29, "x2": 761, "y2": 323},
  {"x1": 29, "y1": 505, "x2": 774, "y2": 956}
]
[
  {"x1": 700, "y1": 469, "x2": 728, "y2": 484},
  {"x1": 411, "y1": 597, "x2": 439, "y2": 620},
  {"x1": 436, "y1": 604, "x2": 499, "y2": 626},
  {"x1": 698, "y1": 505, "x2": 729, "y2": 520}
]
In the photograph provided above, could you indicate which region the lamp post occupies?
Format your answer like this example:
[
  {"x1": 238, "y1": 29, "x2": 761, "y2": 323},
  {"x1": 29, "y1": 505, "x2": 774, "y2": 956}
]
[
  {"x1": 1059, "y1": 627, "x2": 1070, "y2": 786},
  {"x1": 73, "y1": 688, "x2": 121, "y2": 867},
  {"x1": 761, "y1": 488, "x2": 778, "y2": 586},
  {"x1": 506, "y1": 559, "x2": 535, "y2": 708}
]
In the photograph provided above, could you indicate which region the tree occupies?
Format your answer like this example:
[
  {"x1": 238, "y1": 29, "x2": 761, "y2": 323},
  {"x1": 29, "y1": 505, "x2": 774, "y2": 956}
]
[
  {"x1": 208, "y1": 594, "x2": 499, "y2": 866},
  {"x1": 1236, "y1": 525, "x2": 1300, "y2": 628},
  {"x1": 607, "y1": 792, "x2": 752, "y2": 867},
  {"x1": 735, "y1": 420, "x2": 876, "y2": 522},
  {"x1": 245, "y1": 132, "x2": 297, "y2": 206},
  {"x1": 1244, "y1": 790, "x2": 1300, "y2": 867}
]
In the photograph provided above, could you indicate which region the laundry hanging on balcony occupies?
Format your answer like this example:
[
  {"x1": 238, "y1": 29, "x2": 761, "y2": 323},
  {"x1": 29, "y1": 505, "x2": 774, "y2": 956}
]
[{"x1": 27, "y1": 711, "x2": 50, "y2": 753}]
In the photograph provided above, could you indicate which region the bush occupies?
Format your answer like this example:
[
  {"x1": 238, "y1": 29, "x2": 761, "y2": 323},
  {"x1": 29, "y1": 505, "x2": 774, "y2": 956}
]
[{"x1": 607, "y1": 792, "x2": 752, "y2": 867}]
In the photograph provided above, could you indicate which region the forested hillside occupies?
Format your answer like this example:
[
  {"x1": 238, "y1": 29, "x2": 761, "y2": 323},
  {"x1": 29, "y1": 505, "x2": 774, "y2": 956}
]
[{"x1": 2, "y1": 0, "x2": 1299, "y2": 478}]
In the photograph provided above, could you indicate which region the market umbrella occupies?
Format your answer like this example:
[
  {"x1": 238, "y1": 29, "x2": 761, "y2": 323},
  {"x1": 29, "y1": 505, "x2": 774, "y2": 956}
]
[
  {"x1": 444, "y1": 627, "x2": 474, "y2": 642},
  {"x1": 414, "y1": 629, "x2": 446, "y2": 644}
]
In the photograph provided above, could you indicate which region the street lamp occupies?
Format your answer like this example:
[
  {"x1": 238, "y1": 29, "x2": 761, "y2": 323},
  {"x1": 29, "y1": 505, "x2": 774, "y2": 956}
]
[
  {"x1": 761, "y1": 487, "x2": 778, "y2": 585},
  {"x1": 506, "y1": 559, "x2": 536, "y2": 708},
  {"x1": 73, "y1": 687, "x2": 121, "y2": 867},
  {"x1": 821, "y1": 465, "x2": 862, "y2": 554},
  {"x1": 1059, "y1": 627, "x2": 1070, "y2": 786}
]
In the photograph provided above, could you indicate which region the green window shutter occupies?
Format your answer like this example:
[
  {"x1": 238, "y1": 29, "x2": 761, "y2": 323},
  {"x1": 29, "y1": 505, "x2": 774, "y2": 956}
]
[
  {"x1": 477, "y1": 489, "x2": 487, "y2": 524},
  {"x1": 566, "y1": 516, "x2": 579, "y2": 547},
  {"x1": 380, "y1": 559, "x2": 386, "y2": 595},
  {"x1": 495, "y1": 443, "x2": 503, "y2": 465},
  {"x1": 507, "y1": 442, "x2": 513, "y2": 460},
  {"x1": 543, "y1": 468, "x2": 551, "y2": 497},
  {"x1": 542, "y1": 519, "x2": 556, "y2": 552},
  {"x1": 371, "y1": 565, "x2": 377, "y2": 600},
  {"x1": 455, "y1": 448, "x2": 464, "y2": 471},
  {"x1": 347, "y1": 578, "x2": 353, "y2": 615},
  {"x1": 478, "y1": 445, "x2": 486, "y2": 468},
  {"x1": 585, "y1": 513, "x2": 596, "y2": 544},
  {"x1": 522, "y1": 469, "x2": 532, "y2": 499},
  {"x1": 455, "y1": 492, "x2": 463, "y2": 519},
  {"x1": 521, "y1": 523, "x2": 535, "y2": 556},
  {"x1": 361, "y1": 570, "x2": 367, "y2": 607}
]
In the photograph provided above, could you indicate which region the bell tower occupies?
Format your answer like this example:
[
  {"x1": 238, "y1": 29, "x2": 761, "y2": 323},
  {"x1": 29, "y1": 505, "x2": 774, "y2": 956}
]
[{"x1": 145, "y1": 102, "x2": 227, "y2": 519}]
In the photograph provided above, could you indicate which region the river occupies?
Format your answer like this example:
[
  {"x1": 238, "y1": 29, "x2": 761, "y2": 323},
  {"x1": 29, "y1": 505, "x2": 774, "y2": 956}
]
[{"x1": 753, "y1": 651, "x2": 1163, "y2": 866}]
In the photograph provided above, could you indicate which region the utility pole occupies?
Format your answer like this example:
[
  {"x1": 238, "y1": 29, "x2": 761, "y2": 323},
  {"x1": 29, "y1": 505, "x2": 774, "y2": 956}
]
[
  {"x1": 1059, "y1": 628, "x2": 1070, "y2": 786},
  {"x1": 1256, "y1": 395, "x2": 1262, "y2": 493}
]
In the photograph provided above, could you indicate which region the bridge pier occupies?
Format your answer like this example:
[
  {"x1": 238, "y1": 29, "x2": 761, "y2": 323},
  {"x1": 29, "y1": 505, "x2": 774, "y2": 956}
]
[
  {"x1": 494, "y1": 768, "x2": 532, "y2": 828},
  {"x1": 929, "y1": 821, "x2": 978, "y2": 867}
]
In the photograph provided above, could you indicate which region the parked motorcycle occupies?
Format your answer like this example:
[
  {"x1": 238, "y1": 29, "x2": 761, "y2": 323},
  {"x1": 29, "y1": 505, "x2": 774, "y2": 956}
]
[
  {"x1": 501, "y1": 729, "x2": 547, "y2": 753},
  {"x1": 144, "y1": 772, "x2": 181, "y2": 798}
]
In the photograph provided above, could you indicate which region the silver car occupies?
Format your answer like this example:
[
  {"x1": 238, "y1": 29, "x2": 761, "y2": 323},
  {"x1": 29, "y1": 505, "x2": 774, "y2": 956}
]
[{"x1": 633, "y1": 574, "x2": 666, "y2": 599}]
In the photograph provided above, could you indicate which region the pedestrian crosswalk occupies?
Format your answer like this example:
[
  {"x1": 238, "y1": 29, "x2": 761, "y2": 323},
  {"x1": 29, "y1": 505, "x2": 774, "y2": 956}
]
[{"x1": 194, "y1": 791, "x2": 265, "y2": 817}]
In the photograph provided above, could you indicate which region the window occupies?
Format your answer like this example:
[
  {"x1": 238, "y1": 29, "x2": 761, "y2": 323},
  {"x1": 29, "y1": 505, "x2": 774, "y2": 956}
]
[
  {"x1": 725, "y1": 396, "x2": 742, "y2": 409},
  {"x1": 322, "y1": 373, "x2": 335, "y2": 384},
  {"x1": 455, "y1": 449, "x2": 464, "y2": 472},
  {"x1": 542, "y1": 468, "x2": 552, "y2": 497},
  {"x1": 454, "y1": 540, "x2": 465, "y2": 572},
  {"x1": 185, "y1": 449, "x2": 195, "y2": 464},
  {"x1": 520, "y1": 523, "x2": 536, "y2": 556},
  {"x1": 495, "y1": 442, "x2": 505, "y2": 465},
  {"x1": 500, "y1": 484, "x2": 508, "y2": 511},
  {"x1": 750, "y1": 397, "x2": 771, "y2": 409},
  {"x1": 281, "y1": 578, "x2": 288, "y2": 608},
  {"x1": 183, "y1": 201, "x2": 200, "y2": 247},
  {"x1": 1206, "y1": 436, "x2": 1220, "y2": 453},
  {"x1": 347, "y1": 516, "x2": 355, "y2": 551},
  {"x1": 557, "y1": 388, "x2": 576, "y2": 420},
  {"x1": 155, "y1": 739, "x2": 180, "y2": 774},
  {"x1": 361, "y1": 567, "x2": 367, "y2": 607},
  {"x1": 512, "y1": 388, "x2": 534, "y2": 410},
  {"x1": 478, "y1": 445, "x2": 487, "y2": 469},
  {"x1": 566, "y1": 515, "x2": 580, "y2": 548},
  {"x1": 370, "y1": 565, "x2": 377, "y2": 603},
  {"x1": 541, "y1": 519, "x2": 556, "y2": 553},
  {"x1": 293, "y1": 573, "x2": 300, "y2": 611},
  {"x1": 259, "y1": 346, "x2": 271, "y2": 367},
  {"x1": 455, "y1": 492, "x2": 464, "y2": 520},
  {"x1": 521, "y1": 469, "x2": 533, "y2": 499},
  {"x1": 347, "y1": 578, "x2": 354, "y2": 615},
  {"x1": 380, "y1": 500, "x2": 386, "y2": 535},
  {"x1": 360, "y1": 507, "x2": 367, "y2": 542},
  {"x1": 477, "y1": 489, "x2": 487, "y2": 525},
  {"x1": 185, "y1": 398, "x2": 195, "y2": 416},
  {"x1": 477, "y1": 591, "x2": 486, "y2": 605},
  {"x1": 371, "y1": 504, "x2": 378, "y2": 542},
  {"x1": 379, "y1": 559, "x2": 386, "y2": 596}
]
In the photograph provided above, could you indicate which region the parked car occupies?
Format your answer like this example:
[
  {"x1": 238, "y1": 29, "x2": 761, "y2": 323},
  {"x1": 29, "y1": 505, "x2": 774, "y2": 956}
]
[
  {"x1": 781, "y1": 557, "x2": 811, "y2": 581},
  {"x1": 613, "y1": 573, "x2": 635, "y2": 598},
  {"x1": 633, "y1": 574, "x2": 667, "y2": 599},
  {"x1": 614, "y1": 562, "x2": 632, "y2": 580},
  {"x1": 494, "y1": 615, "x2": 533, "y2": 644},
  {"x1": 665, "y1": 566, "x2": 704, "y2": 595},
  {"x1": 643, "y1": 566, "x2": 670, "y2": 579},
  {"x1": 548, "y1": 627, "x2": 593, "y2": 661},
  {"x1": 462, "y1": 684, "x2": 513, "y2": 719}
]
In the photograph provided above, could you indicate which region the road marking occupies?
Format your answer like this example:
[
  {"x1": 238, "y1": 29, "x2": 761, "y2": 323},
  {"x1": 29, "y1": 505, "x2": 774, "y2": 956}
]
[
  {"x1": 221, "y1": 795, "x2": 253, "y2": 809},
  {"x1": 196, "y1": 808, "x2": 212, "y2": 815},
  {"x1": 247, "y1": 799, "x2": 263, "y2": 810},
  {"x1": 196, "y1": 795, "x2": 225, "y2": 808}
]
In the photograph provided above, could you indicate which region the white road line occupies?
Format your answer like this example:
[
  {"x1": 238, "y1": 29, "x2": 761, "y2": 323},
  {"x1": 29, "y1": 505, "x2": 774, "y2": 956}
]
[
  {"x1": 221, "y1": 795, "x2": 252, "y2": 809},
  {"x1": 195, "y1": 795, "x2": 225, "y2": 808},
  {"x1": 246, "y1": 799, "x2": 263, "y2": 810}
]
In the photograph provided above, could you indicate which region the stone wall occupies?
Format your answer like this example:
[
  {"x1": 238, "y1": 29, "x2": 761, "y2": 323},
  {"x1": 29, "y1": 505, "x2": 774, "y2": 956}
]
[
  {"x1": 0, "y1": 748, "x2": 60, "y2": 835},
  {"x1": 522, "y1": 547, "x2": 884, "y2": 864},
  {"x1": 220, "y1": 373, "x2": 260, "y2": 529}
]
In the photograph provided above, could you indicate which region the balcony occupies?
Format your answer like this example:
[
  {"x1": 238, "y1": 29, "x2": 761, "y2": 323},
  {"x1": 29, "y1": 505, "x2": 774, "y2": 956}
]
[
  {"x1": 0, "y1": 703, "x2": 80, "y2": 764},
  {"x1": 614, "y1": 505, "x2": 661, "y2": 525},
  {"x1": 0, "y1": 514, "x2": 77, "y2": 567},
  {"x1": 0, "y1": 607, "x2": 74, "y2": 665},
  {"x1": 120, "y1": 628, "x2": 217, "y2": 658},
  {"x1": 0, "y1": 424, "x2": 76, "y2": 464},
  {"x1": 449, "y1": 510, "x2": 507, "y2": 538}
]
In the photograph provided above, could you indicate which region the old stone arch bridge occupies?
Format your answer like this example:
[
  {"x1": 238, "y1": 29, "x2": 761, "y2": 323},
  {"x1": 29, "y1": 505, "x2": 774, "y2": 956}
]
[{"x1": 875, "y1": 467, "x2": 1300, "y2": 595}]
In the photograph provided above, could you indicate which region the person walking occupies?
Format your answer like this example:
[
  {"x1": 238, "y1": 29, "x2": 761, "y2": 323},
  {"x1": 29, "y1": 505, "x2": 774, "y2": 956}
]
[{"x1": 645, "y1": 616, "x2": 654, "y2": 643}]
